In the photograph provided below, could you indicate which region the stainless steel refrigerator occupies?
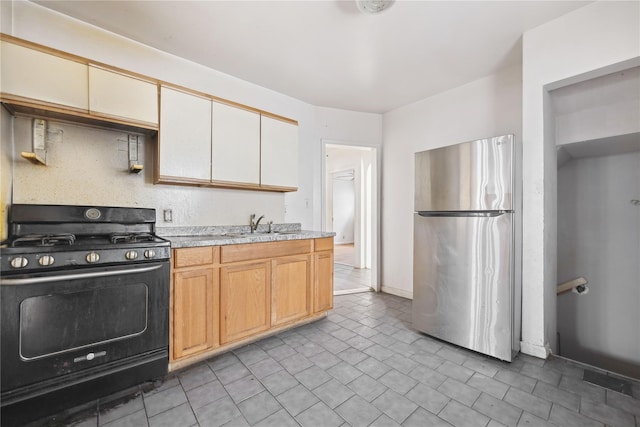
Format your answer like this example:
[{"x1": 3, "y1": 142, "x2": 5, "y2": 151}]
[{"x1": 412, "y1": 134, "x2": 521, "y2": 361}]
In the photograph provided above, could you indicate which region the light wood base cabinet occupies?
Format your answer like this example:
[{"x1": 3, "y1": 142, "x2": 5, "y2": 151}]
[
  {"x1": 271, "y1": 255, "x2": 312, "y2": 326},
  {"x1": 220, "y1": 261, "x2": 271, "y2": 344},
  {"x1": 171, "y1": 247, "x2": 220, "y2": 360},
  {"x1": 314, "y1": 251, "x2": 334, "y2": 313},
  {"x1": 169, "y1": 237, "x2": 334, "y2": 370},
  {"x1": 173, "y1": 268, "x2": 219, "y2": 359}
]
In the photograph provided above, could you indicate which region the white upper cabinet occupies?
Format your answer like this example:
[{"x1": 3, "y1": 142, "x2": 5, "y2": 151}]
[
  {"x1": 159, "y1": 86, "x2": 212, "y2": 182},
  {"x1": 89, "y1": 66, "x2": 158, "y2": 125},
  {"x1": 211, "y1": 102, "x2": 260, "y2": 185},
  {"x1": 1, "y1": 41, "x2": 88, "y2": 110},
  {"x1": 260, "y1": 116, "x2": 298, "y2": 189}
]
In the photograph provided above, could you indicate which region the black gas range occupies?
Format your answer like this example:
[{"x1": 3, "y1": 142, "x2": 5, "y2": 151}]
[
  {"x1": 1, "y1": 204, "x2": 171, "y2": 273},
  {"x1": 0, "y1": 204, "x2": 171, "y2": 426}
]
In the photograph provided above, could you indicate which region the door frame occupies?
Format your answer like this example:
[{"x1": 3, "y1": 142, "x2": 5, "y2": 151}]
[{"x1": 321, "y1": 139, "x2": 380, "y2": 292}]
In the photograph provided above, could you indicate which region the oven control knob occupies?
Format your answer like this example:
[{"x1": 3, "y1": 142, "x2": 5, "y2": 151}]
[
  {"x1": 125, "y1": 251, "x2": 139, "y2": 260},
  {"x1": 86, "y1": 252, "x2": 100, "y2": 263},
  {"x1": 10, "y1": 256, "x2": 29, "y2": 268},
  {"x1": 144, "y1": 249, "x2": 156, "y2": 259},
  {"x1": 38, "y1": 255, "x2": 55, "y2": 266}
]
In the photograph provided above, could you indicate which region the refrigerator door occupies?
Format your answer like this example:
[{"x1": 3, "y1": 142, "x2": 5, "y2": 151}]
[
  {"x1": 415, "y1": 134, "x2": 514, "y2": 212},
  {"x1": 412, "y1": 212, "x2": 514, "y2": 361}
]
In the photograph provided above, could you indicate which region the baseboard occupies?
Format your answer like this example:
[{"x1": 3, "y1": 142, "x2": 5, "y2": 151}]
[
  {"x1": 380, "y1": 285, "x2": 413, "y2": 299},
  {"x1": 520, "y1": 340, "x2": 551, "y2": 359}
]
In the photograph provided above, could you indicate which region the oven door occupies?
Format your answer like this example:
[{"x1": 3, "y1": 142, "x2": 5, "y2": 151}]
[{"x1": 0, "y1": 261, "x2": 169, "y2": 394}]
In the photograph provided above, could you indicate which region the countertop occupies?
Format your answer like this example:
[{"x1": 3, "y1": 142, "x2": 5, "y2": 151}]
[{"x1": 157, "y1": 224, "x2": 334, "y2": 249}]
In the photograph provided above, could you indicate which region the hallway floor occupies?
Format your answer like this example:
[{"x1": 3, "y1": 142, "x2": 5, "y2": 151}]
[
  {"x1": 334, "y1": 243, "x2": 372, "y2": 293},
  {"x1": 64, "y1": 292, "x2": 639, "y2": 427},
  {"x1": 334, "y1": 264, "x2": 371, "y2": 293}
]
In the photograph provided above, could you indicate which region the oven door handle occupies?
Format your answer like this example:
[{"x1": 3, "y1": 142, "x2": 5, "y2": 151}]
[{"x1": 0, "y1": 264, "x2": 164, "y2": 285}]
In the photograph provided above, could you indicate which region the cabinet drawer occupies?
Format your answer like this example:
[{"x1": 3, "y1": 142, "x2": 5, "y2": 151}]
[
  {"x1": 221, "y1": 239, "x2": 312, "y2": 263},
  {"x1": 174, "y1": 247, "x2": 219, "y2": 268},
  {"x1": 314, "y1": 237, "x2": 334, "y2": 252}
]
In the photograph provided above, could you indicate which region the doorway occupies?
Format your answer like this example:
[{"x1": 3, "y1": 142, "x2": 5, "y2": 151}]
[
  {"x1": 323, "y1": 142, "x2": 378, "y2": 294},
  {"x1": 551, "y1": 66, "x2": 640, "y2": 379},
  {"x1": 556, "y1": 138, "x2": 640, "y2": 379}
]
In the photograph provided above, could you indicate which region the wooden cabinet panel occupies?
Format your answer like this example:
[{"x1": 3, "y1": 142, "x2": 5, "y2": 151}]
[
  {"x1": 314, "y1": 237, "x2": 334, "y2": 252},
  {"x1": 1, "y1": 41, "x2": 88, "y2": 110},
  {"x1": 174, "y1": 246, "x2": 218, "y2": 269},
  {"x1": 271, "y1": 255, "x2": 311, "y2": 326},
  {"x1": 221, "y1": 239, "x2": 312, "y2": 264},
  {"x1": 173, "y1": 268, "x2": 219, "y2": 359},
  {"x1": 314, "y1": 251, "x2": 334, "y2": 313},
  {"x1": 260, "y1": 116, "x2": 298, "y2": 189},
  {"x1": 89, "y1": 66, "x2": 158, "y2": 125},
  {"x1": 220, "y1": 262, "x2": 271, "y2": 343},
  {"x1": 211, "y1": 102, "x2": 260, "y2": 184},
  {"x1": 159, "y1": 86, "x2": 212, "y2": 181}
]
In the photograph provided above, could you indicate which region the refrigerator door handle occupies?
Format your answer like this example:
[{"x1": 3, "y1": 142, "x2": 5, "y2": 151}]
[{"x1": 417, "y1": 211, "x2": 510, "y2": 218}]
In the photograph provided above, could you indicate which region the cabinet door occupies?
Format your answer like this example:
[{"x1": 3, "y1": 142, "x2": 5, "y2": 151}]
[
  {"x1": 271, "y1": 255, "x2": 311, "y2": 326},
  {"x1": 260, "y1": 116, "x2": 298, "y2": 189},
  {"x1": 211, "y1": 102, "x2": 260, "y2": 184},
  {"x1": 89, "y1": 66, "x2": 158, "y2": 125},
  {"x1": 159, "y1": 86, "x2": 212, "y2": 181},
  {"x1": 173, "y1": 268, "x2": 219, "y2": 360},
  {"x1": 220, "y1": 261, "x2": 270, "y2": 344},
  {"x1": 314, "y1": 251, "x2": 334, "y2": 313},
  {"x1": 1, "y1": 41, "x2": 88, "y2": 110}
]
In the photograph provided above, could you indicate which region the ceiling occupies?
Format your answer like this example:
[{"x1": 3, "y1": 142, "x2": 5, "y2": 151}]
[{"x1": 33, "y1": 0, "x2": 591, "y2": 113}]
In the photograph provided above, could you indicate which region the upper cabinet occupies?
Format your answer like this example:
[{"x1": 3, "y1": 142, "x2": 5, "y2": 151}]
[
  {"x1": 1, "y1": 35, "x2": 298, "y2": 192},
  {"x1": 158, "y1": 86, "x2": 212, "y2": 182},
  {"x1": 211, "y1": 102, "x2": 260, "y2": 185},
  {"x1": 89, "y1": 65, "x2": 158, "y2": 126},
  {"x1": 0, "y1": 36, "x2": 158, "y2": 133},
  {"x1": 260, "y1": 116, "x2": 298, "y2": 190},
  {"x1": 157, "y1": 84, "x2": 298, "y2": 192},
  {"x1": 1, "y1": 40, "x2": 88, "y2": 111}
]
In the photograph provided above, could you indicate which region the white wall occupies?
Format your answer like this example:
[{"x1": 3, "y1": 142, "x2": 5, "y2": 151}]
[
  {"x1": 557, "y1": 151, "x2": 640, "y2": 378},
  {"x1": 521, "y1": 0, "x2": 640, "y2": 358},
  {"x1": 331, "y1": 175, "x2": 355, "y2": 244},
  {"x1": 382, "y1": 64, "x2": 522, "y2": 298},
  {"x1": 552, "y1": 66, "x2": 640, "y2": 145}
]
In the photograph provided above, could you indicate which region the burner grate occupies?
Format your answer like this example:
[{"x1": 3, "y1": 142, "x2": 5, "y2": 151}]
[
  {"x1": 12, "y1": 234, "x2": 76, "y2": 247},
  {"x1": 109, "y1": 233, "x2": 155, "y2": 244}
]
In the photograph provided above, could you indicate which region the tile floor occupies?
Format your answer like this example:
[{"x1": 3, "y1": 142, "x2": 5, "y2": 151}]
[
  {"x1": 334, "y1": 264, "x2": 372, "y2": 293},
  {"x1": 68, "y1": 292, "x2": 639, "y2": 427}
]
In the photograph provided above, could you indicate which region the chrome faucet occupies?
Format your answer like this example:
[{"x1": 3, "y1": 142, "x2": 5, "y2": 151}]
[{"x1": 250, "y1": 214, "x2": 265, "y2": 233}]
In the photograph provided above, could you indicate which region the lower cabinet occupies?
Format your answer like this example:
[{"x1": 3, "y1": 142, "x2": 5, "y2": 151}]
[
  {"x1": 172, "y1": 248, "x2": 220, "y2": 360},
  {"x1": 314, "y1": 250, "x2": 334, "y2": 313},
  {"x1": 271, "y1": 255, "x2": 312, "y2": 326},
  {"x1": 220, "y1": 261, "x2": 271, "y2": 344},
  {"x1": 173, "y1": 268, "x2": 219, "y2": 359},
  {"x1": 170, "y1": 237, "x2": 334, "y2": 368}
]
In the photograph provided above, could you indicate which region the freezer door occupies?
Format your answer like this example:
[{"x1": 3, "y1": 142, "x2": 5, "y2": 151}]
[
  {"x1": 412, "y1": 212, "x2": 514, "y2": 361},
  {"x1": 415, "y1": 135, "x2": 514, "y2": 212}
]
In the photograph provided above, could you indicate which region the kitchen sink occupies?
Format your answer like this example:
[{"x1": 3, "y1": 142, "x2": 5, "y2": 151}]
[{"x1": 223, "y1": 231, "x2": 300, "y2": 238}]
